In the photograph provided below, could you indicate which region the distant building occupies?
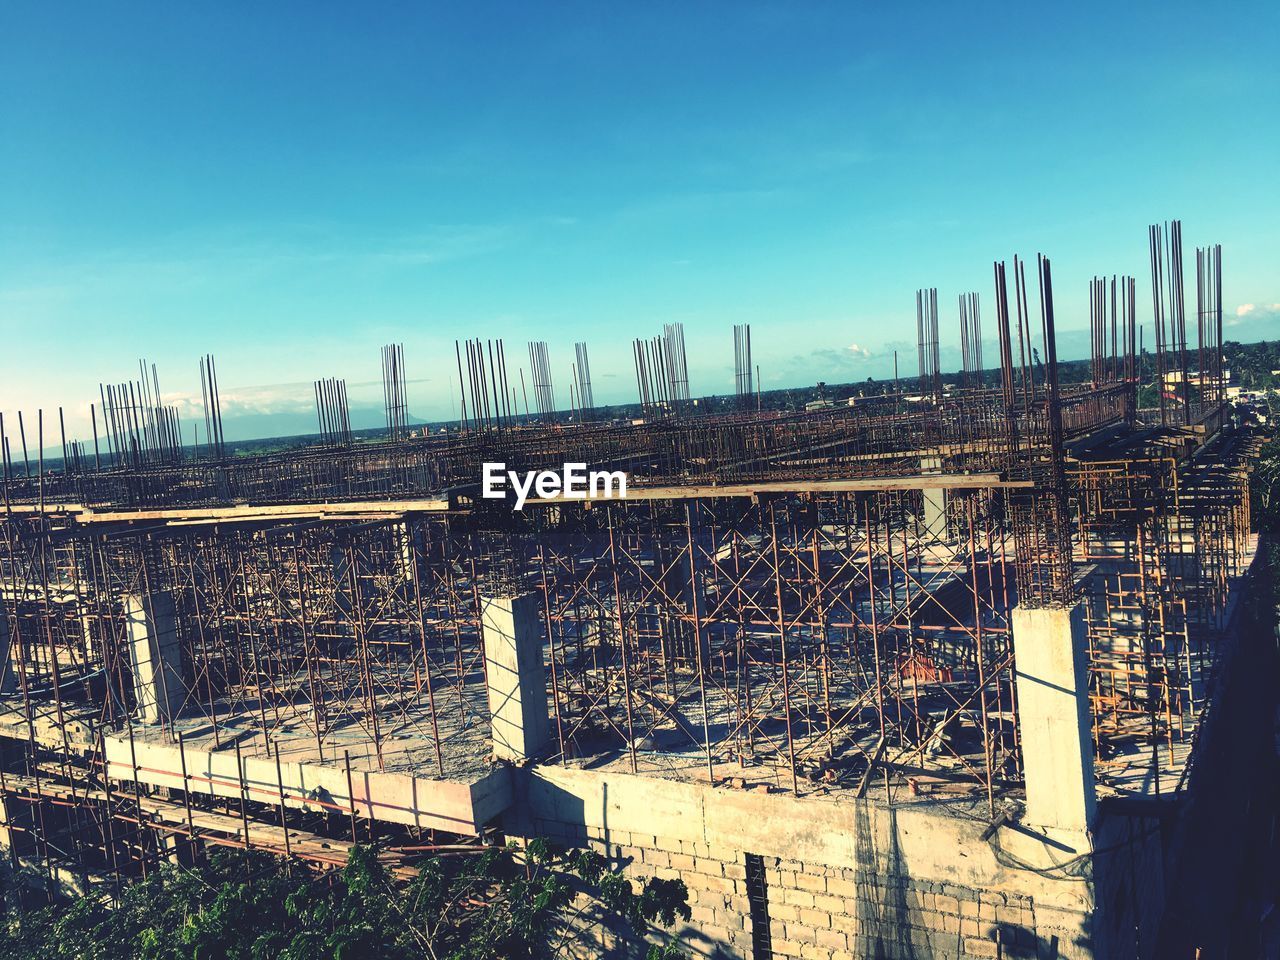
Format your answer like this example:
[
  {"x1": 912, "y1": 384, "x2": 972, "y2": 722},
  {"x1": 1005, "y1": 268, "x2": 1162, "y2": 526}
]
[{"x1": 1163, "y1": 368, "x2": 1231, "y2": 386}]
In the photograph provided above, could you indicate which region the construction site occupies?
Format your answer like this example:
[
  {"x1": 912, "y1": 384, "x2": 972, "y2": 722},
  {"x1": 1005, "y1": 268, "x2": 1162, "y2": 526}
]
[{"x1": 0, "y1": 221, "x2": 1273, "y2": 960}]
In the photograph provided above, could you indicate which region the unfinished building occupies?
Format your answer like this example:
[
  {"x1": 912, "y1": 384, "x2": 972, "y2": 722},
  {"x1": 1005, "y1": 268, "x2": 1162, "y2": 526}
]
[{"x1": 0, "y1": 230, "x2": 1271, "y2": 959}]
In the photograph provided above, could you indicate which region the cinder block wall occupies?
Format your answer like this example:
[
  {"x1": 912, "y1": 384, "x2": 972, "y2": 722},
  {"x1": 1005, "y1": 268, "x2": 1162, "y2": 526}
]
[{"x1": 512, "y1": 766, "x2": 1112, "y2": 960}]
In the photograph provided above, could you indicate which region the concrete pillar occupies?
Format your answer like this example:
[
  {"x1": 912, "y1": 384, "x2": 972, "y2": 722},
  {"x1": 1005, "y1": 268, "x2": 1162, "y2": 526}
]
[
  {"x1": 125, "y1": 592, "x2": 185, "y2": 726},
  {"x1": 920, "y1": 455, "x2": 948, "y2": 540},
  {"x1": 0, "y1": 788, "x2": 17, "y2": 861},
  {"x1": 481, "y1": 593, "x2": 550, "y2": 762},
  {"x1": 1012, "y1": 602, "x2": 1096, "y2": 835},
  {"x1": 78, "y1": 603, "x2": 101, "y2": 667},
  {"x1": 395, "y1": 520, "x2": 426, "y2": 583},
  {"x1": 0, "y1": 607, "x2": 16, "y2": 695},
  {"x1": 331, "y1": 544, "x2": 355, "y2": 624},
  {"x1": 0, "y1": 728, "x2": 22, "y2": 871},
  {"x1": 159, "y1": 831, "x2": 182, "y2": 864}
]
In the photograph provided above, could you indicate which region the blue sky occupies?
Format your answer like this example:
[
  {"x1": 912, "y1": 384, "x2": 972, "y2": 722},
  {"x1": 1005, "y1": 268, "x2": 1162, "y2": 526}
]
[{"x1": 1, "y1": 2, "x2": 1277, "y2": 441}]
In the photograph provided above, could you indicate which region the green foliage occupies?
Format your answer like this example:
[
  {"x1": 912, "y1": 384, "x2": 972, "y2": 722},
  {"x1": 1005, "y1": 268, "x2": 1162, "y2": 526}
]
[
  {"x1": 1136, "y1": 380, "x2": 1167, "y2": 410},
  {"x1": 0, "y1": 842, "x2": 689, "y2": 960},
  {"x1": 1224, "y1": 339, "x2": 1280, "y2": 393},
  {"x1": 1252, "y1": 437, "x2": 1280, "y2": 538},
  {"x1": 1248, "y1": 430, "x2": 1280, "y2": 648}
]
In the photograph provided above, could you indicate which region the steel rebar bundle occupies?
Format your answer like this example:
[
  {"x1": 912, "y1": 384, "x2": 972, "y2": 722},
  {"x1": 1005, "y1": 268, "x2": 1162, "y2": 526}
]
[
  {"x1": 314, "y1": 377, "x2": 353, "y2": 447},
  {"x1": 734, "y1": 323, "x2": 753, "y2": 409},
  {"x1": 382, "y1": 343, "x2": 409, "y2": 440},
  {"x1": 573, "y1": 341, "x2": 595, "y2": 420},
  {"x1": 916, "y1": 287, "x2": 942, "y2": 400},
  {"x1": 959, "y1": 292, "x2": 982, "y2": 390},
  {"x1": 528, "y1": 340, "x2": 555, "y2": 420}
]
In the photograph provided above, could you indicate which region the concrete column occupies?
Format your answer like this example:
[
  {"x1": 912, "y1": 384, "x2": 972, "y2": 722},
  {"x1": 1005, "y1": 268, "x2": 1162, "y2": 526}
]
[
  {"x1": 920, "y1": 456, "x2": 948, "y2": 540},
  {"x1": 159, "y1": 831, "x2": 183, "y2": 864},
  {"x1": 1012, "y1": 602, "x2": 1096, "y2": 835},
  {"x1": 0, "y1": 727, "x2": 22, "y2": 871},
  {"x1": 0, "y1": 607, "x2": 16, "y2": 695},
  {"x1": 0, "y1": 790, "x2": 17, "y2": 861},
  {"x1": 481, "y1": 592, "x2": 550, "y2": 762},
  {"x1": 125, "y1": 592, "x2": 185, "y2": 726},
  {"x1": 78, "y1": 605, "x2": 100, "y2": 666},
  {"x1": 395, "y1": 520, "x2": 426, "y2": 583}
]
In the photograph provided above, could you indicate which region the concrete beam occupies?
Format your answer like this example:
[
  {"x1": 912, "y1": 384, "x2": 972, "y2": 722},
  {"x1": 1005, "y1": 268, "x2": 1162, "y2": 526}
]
[
  {"x1": 1012, "y1": 603, "x2": 1097, "y2": 835},
  {"x1": 527, "y1": 472, "x2": 1032, "y2": 505},
  {"x1": 482, "y1": 593, "x2": 551, "y2": 762},
  {"x1": 7, "y1": 499, "x2": 452, "y2": 526},
  {"x1": 99, "y1": 736, "x2": 511, "y2": 835}
]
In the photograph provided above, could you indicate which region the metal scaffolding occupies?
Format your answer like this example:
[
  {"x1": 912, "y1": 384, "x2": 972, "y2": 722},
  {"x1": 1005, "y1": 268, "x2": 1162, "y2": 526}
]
[{"x1": 0, "y1": 221, "x2": 1258, "y2": 900}]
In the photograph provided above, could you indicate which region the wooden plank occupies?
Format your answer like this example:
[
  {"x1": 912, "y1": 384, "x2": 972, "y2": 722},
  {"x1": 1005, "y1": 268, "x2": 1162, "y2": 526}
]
[
  {"x1": 71, "y1": 499, "x2": 452, "y2": 524},
  {"x1": 5, "y1": 475, "x2": 1026, "y2": 519},
  {"x1": 529, "y1": 472, "x2": 1030, "y2": 505}
]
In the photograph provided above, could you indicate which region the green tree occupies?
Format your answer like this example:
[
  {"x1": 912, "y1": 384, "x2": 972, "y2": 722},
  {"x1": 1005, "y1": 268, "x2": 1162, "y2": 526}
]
[{"x1": 0, "y1": 841, "x2": 690, "y2": 960}]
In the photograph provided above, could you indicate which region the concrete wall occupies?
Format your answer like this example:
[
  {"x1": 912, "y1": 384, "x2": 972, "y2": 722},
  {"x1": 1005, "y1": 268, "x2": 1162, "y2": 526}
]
[
  {"x1": 1088, "y1": 808, "x2": 1167, "y2": 960},
  {"x1": 516, "y1": 766, "x2": 1102, "y2": 960}
]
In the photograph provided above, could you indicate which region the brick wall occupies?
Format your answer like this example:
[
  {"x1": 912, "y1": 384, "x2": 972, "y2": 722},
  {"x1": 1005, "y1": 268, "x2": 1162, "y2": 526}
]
[
  {"x1": 531, "y1": 810, "x2": 1090, "y2": 959},
  {"x1": 515, "y1": 767, "x2": 1106, "y2": 960}
]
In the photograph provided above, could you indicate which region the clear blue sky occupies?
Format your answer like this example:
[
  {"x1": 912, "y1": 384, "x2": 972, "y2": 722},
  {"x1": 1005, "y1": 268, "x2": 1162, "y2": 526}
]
[{"x1": 2, "y1": 2, "x2": 1277, "y2": 441}]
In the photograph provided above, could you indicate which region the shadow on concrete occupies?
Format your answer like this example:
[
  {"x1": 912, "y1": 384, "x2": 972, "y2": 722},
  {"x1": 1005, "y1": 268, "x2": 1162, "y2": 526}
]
[{"x1": 854, "y1": 799, "x2": 918, "y2": 959}]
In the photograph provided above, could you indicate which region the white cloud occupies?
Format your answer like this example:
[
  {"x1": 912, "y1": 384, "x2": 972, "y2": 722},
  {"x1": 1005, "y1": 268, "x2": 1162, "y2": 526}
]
[
  {"x1": 161, "y1": 375, "x2": 441, "y2": 420},
  {"x1": 165, "y1": 383, "x2": 312, "y2": 420},
  {"x1": 847, "y1": 343, "x2": 871, "y2": 359},
  {"x1": 1226, "y1": 302, "x2": 1280, "y2": 329}
]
